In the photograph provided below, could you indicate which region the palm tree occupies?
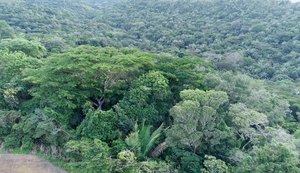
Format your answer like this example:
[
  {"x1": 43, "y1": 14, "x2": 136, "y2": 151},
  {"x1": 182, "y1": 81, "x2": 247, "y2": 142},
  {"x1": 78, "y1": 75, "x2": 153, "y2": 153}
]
[{"x1": 125, "y1": 122, "x2": 164, "y2": 158}]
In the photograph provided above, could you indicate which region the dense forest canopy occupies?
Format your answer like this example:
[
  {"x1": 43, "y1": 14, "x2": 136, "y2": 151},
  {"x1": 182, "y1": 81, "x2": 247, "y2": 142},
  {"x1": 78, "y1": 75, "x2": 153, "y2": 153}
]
[
  {"x1": 2, "y1": 0, "x2": 300, "y2": 80},
  {"x1": 1, "y1": 0, "x2": 300, "y2": 172}
]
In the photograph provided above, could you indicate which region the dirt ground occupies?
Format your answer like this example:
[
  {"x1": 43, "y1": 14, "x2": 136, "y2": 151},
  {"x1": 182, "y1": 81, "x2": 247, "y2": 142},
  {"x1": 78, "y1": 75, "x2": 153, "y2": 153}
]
[{"x1": 0, "y1": 154, "x2": 67, "y2": 173}]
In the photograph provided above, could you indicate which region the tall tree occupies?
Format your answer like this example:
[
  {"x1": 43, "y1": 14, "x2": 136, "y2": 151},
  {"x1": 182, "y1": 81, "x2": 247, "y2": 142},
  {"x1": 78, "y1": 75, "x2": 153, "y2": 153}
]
[
  {"x1": 24, "y1": 46, "x2": 154, "y2": 126},
  {"x1": 166, "y1": 89, "x2": 228, "y2": 153},
  {"x1": 0, "y1": 50, "x2": 41, "y2": 109},
  {"x1": 228, "y1": 103, "x2": 268, "y2": 146},
  {"x1": 116, "y1": 71, "x2": 171, "y2": 130}
]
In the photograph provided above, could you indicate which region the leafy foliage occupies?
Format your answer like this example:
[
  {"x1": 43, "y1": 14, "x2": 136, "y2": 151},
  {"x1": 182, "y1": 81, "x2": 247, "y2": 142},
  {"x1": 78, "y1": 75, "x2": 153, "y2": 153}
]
[
  {"x1": 167, "y1": 89, "x2": 228, "y2": 153},
  {"x1": 77, "y1": 109, "x2": 119, "y2": 142},
  {"x1": 0, "y1": 38, "x2": 46, "y2": 58},
  {"x1": 65, "y1": 138, "x2": 114, "y2": 173},
  {"x1": 0, "y1": 20, "x2": 14, "y2": 39},
  {"x1": 228, "y1": 103, "x2": 268, "y2": 148},
  {"x1": 24, "y1": 46, "x2": 154, "y2": 125},
  {"x1": 0, "y1": 110, "x2": 20, "y2": 142},
  {"x1": 203, "y1": 155, "x2": 229, "y2": 173},
  {"x1": 237, "y1": 144, "x2": 300, "y2": 173},
  {"x1": 0, "y1": 50, "x2": 41, "y2": 109},
  {"x1": 0, "y1": 0, "x2": 300, "y2": 172},
  {"x1": 125, "y1": 123, "x2": 164, "y2": 158},
  {"x1": 11, "y1": 109, "x2": 68, "y2": 151},
  {"x1": 116, "y1": 71, "x2": 171, "y2": 130}
]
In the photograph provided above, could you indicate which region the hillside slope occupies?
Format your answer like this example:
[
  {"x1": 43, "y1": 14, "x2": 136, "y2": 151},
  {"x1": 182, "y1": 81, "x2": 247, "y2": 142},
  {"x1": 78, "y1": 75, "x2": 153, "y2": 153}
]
[{"x1": 1, "y1": 0, "x2": 300, "y2": 79}]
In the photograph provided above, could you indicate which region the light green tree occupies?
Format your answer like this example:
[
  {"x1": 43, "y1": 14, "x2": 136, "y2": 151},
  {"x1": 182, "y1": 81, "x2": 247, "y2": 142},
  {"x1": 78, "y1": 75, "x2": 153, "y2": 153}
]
[
  {"x1": 166, "y1": 89, "x2": 228, "y2": 153},
  {"x1": 65, "y1": 138, "x2": 114, "y2": 173},
  {"x1": 202, "y1": 155, "x2": 229, "y2": 173},
  {"x1": 0, "y1": 38, "x2": 46, "y2": 58},
  {"x1": 228, "y1": 103, "x2": 268, "y2": 149},
  {"x1": 115, "y1": 150, "x2": 175, "y2": 173},
  {"x1": 0, "y1": 50, "x2": 41, "y2": 109},
  {"x1": 236, "y1": 144, "x2": 300, "y2": 173}
]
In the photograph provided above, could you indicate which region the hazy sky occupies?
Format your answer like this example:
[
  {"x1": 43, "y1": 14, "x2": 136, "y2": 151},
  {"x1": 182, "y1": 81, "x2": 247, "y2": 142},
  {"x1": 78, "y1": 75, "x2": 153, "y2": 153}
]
[{"x1": 290, "y1": 0, "x2": 300, "y2": 3}]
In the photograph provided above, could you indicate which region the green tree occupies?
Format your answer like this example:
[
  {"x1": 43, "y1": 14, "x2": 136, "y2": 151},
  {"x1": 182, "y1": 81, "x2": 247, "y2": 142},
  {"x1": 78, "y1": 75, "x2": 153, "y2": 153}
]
[
  {"x1": 0, "y1": 50, "x2": 40, "y2": 84},
  {"x1": 214, "y1": 72, "x2": 251, "y2": 103},
  {"x1": 0, "y1": 20, "x2": 14, "y2": 39},
  {"x1": 155, "y1": 55, "x2": 211, "y2": 100},
  {"x1": 0, "y1": 38, "x2": 46, "y2": 58},
  {"x1": 237, "y1": 144, "x2": 300, "y2": 173},
  {"x1": 0, "y1": 110, "x2": 21, "y2": 143},
  {"x1": 11, "y1": 109, "x2": 69, "y2": 151},
  {"x1": 116, "y1": 71, "x2": 171, "y2": 130},
  {"x1": 166, "y1": 89, "x2": 228, "y2": 153},
  {"x1": 65, "y1": 138, "x2": 114, "y2": 173},
  {"x1": 242, "y1": 87, "x2": 289, "y2": 126},
  {"x1": 203, "y1": 155, "x2": 229, "y2": 173},
  {"x1": 115, "y1": 150, "x2": 175, "y2": 173},
  {"x1": 228, "y1": 103, "x2": 268, "y2": 149},
  {"x1": 77, "y1": 109, "x2": 119, "y2": 142},
  {"x1": 0, "y1": 50, "x2": 41, "y2": 109},
  {"x1": 167, "y1": 147, "x2": 202, "y2": 173},
  {"x1": 24, "y1": 46, "x2": 154, "y2": 125}
]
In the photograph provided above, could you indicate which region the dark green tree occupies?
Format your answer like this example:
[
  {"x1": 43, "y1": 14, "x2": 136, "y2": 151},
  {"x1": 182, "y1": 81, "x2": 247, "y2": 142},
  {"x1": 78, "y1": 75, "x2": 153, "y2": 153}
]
[
  {"x1": 77, "y1": 109, "x2": 119, "y2": 142},
  {"x1": 116, "y1": 71, "x2": 171, "y2": 131}
]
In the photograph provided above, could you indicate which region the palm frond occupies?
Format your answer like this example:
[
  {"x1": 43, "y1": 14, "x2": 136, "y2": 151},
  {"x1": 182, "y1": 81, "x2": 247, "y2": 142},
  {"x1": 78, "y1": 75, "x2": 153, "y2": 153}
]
[{"x1": 142, "y1": 123, "x2": 164, "y2": 156}]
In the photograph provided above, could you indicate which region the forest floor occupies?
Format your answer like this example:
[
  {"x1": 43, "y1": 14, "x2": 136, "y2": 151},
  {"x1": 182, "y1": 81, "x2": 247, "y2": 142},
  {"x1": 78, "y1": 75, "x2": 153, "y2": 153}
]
[{"x1": 0, "y1": 154, "x2": 67, "y2": 173}]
